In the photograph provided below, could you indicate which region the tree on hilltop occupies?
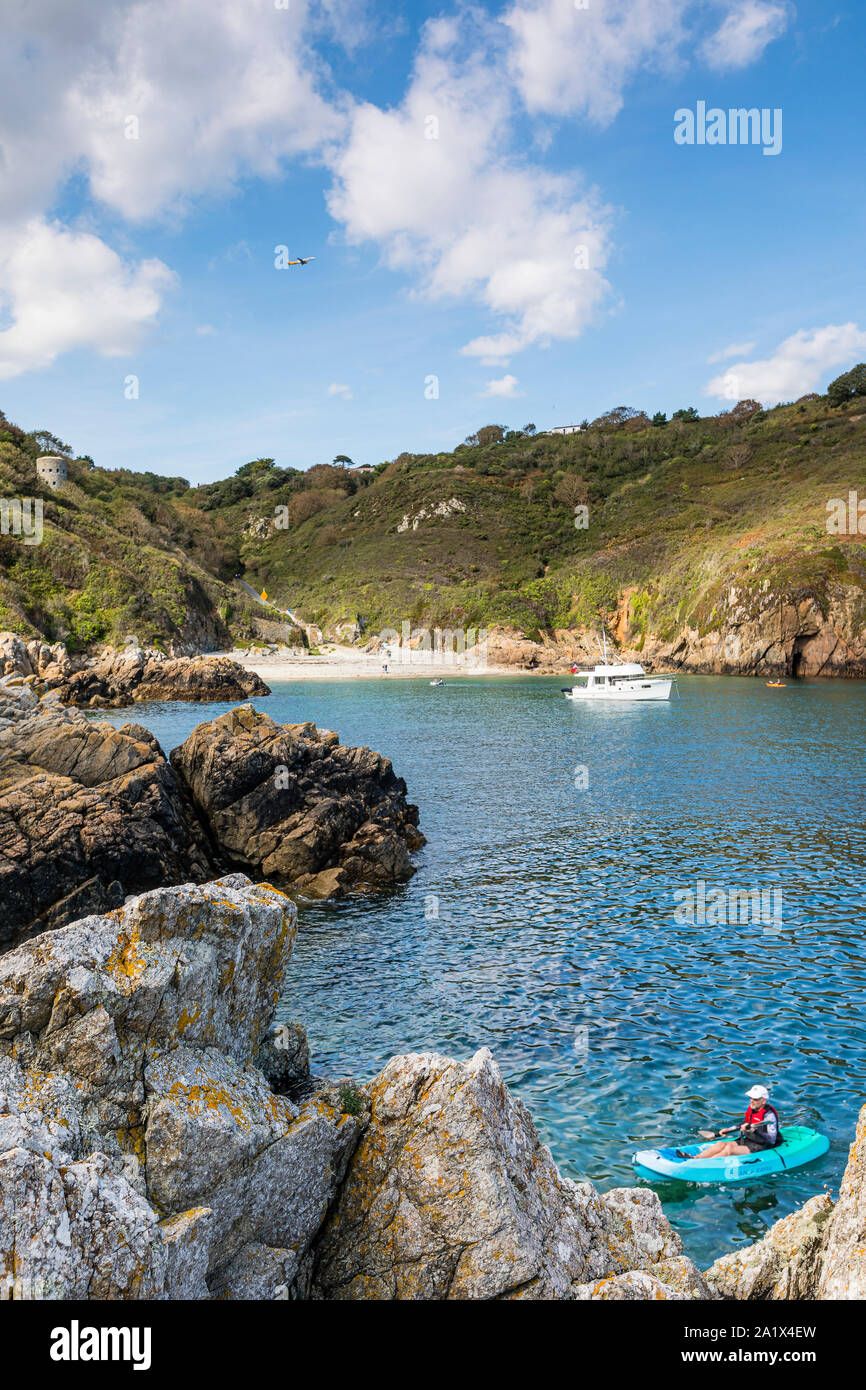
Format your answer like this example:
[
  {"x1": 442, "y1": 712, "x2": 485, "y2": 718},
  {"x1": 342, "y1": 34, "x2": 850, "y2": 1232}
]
[
  {"x1": 719, "y1": 399, "x2": 762, "y2": 424},
  {"x1": 235, "y1": 458, "x2": 275, "y2": 478},
  {"x1": 827, "y1": 363, "x2": 866, "y2": 407},
  {"x1": 464, "y1": 424, "x2": 506, "y2": 447},
  {"x1": 32, "y1": 429, "x2": 73, "y2": 457},
  {"x1": 591, "y1": 405, "x2": 642, "y2": 429}
]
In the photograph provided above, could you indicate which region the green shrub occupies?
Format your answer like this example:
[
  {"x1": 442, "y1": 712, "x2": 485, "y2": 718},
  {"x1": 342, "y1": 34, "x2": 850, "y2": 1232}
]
[{"x1": 338, "y1": 1083, "x2": 366, "y2": 1116}]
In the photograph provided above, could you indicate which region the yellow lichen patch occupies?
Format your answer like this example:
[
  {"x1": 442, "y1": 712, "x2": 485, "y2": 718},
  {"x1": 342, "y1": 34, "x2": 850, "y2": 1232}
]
[
  {"x1": 264, "y1": 1094, "x2": 295, "y2": 1131},
  {"x1": 166, "y1": 1079, "x2": 253, "y2": 1131},
  {"x1": 177, "y1": 1005, "x2": 200, "y2": 1034},
  {"x1": 104, "y1": 928, "x2": 147, "y2": 988},
  {"x1": 191, "y1": 898, "x2": 241, "y2": 938},
  {"x1": 116, "y1": 1121, "x2": 147, "y2": 1163},
  {"x1": 219, "y1": 961, "x2": 236, "y2": 990}
]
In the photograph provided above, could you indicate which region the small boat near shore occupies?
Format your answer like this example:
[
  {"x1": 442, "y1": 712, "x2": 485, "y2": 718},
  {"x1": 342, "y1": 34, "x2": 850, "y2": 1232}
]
[
  {"x1": 562, "y1": 630, "x2": 675, "y2": 702},
  {"x1": 632, "y1": 1126, "x2": 829, "y2": 1184}
]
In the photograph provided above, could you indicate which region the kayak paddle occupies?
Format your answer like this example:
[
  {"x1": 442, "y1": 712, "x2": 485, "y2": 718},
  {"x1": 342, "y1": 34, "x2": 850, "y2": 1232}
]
[{"x1": 697, "y1": 1120, "x2": 774, "y2": 1140}]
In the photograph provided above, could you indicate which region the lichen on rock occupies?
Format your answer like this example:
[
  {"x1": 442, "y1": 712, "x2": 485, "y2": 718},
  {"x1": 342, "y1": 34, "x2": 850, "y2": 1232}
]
[
  {"x1": 818, "y1": 1103, "x2": 866, "y2": 1298},
  {"x1": 705, "y1": 1194, "x2": 834, "y2": 1300},
  {"x1": 2, "y1": 866, "x2": 863, "y2": 1302},
  {"x1": 0, "y1": 875, "x2": 349, "y2": 1299},
  {"x1": 703, "y1": 1102, "x2": 866, "y2": 1301},
  {"x1": 310, "y1": 1047, "x2": 688, "y2": 1300}
]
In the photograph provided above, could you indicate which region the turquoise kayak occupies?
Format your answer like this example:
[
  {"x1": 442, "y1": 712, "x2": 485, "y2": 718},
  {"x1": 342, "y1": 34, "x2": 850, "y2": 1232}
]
[{"x1": 632, "y1": 1125, "x2": 829, "y2": 1184}]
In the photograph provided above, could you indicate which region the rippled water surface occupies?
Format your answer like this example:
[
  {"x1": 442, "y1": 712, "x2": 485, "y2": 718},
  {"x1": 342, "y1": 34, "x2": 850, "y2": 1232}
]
[{"x1": 112, "y1": 673, "x2": 866, "y2": 1267}]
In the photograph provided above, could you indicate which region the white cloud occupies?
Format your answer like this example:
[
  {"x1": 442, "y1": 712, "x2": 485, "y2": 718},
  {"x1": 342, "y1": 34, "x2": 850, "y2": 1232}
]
[
  {"x1": 705, "y1": 324, "x2": 866, "y2": 404},
  {"x1": 0, "y1": 0, "x2": 797, "y2": 381},
  {"x1": 708, "y1": 339, "x2": 757, "y2": 362},
  {"x1": 503, "y1": 0, "x2": 691, "y2": 124},
  {"x1": 73, "y1": 1, "x2": 342, "y2": 222},
  {"x1": 503, "y1": 1, "x2": 790, "y2": 121},
  {"x1": 195, "y1": 324, "x2": 216, "y2": 336},
  {"x1": 0, "y1": 0, "x2": 346, "y2": 379},
  {"x1": 328, "y1": 383, "x2": 353, "y2": 399},
  {"x1": 327, "y1": 12, "x2": 613, "y2": 360},
  {"x1": 461, "y1": 332, "x2": 527, "y2": 367},
  {"x1": 312, "y1": 0, "x2": 388, "y2": 54},
  {"x1": 0, "y1": 0, "x2": 343, "y2": 226},
  {"x1": 0, "y1": 219, "x2": 174, "y2": 380},
  {"x1": 481, "y1": 374, "x2": 523, "y2": 398},
  {"x1": 700, "y1": 2, "x2": 789, "y2": 72}
]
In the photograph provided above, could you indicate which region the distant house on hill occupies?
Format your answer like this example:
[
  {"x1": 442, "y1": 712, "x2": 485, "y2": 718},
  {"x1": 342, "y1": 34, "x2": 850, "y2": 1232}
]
[{"x1": 546, "y1": 424, "x2": 584, "y2": 436}]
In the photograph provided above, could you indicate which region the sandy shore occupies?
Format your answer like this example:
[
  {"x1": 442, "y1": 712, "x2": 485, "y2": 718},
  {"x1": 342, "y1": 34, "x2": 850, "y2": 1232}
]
[{"x1": 212, "y1": 645, "x2": 543, "y2": 682}]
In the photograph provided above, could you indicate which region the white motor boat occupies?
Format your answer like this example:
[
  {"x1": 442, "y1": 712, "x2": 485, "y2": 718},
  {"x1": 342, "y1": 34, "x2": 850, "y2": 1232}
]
[{"x1": 561, "y1": 630, "x2": 674, "y2": 702}]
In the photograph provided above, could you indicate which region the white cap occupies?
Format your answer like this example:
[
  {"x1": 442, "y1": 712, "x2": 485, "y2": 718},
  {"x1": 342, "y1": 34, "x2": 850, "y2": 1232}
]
[{"x1": 746, "y1": 1084, "x2": 770, "y2": 1100}]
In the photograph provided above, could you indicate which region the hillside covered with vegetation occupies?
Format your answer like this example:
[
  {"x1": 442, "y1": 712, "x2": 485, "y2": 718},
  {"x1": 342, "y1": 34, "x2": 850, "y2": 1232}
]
[
  {"x1": 0, "y1": 414, "x2": 253, "y2": 651},
  {"x1": 2, "y1": 365, "x2": 865, "y2": 661}
]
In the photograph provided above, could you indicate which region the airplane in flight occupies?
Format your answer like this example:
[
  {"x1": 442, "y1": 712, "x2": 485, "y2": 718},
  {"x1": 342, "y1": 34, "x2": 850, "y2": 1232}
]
[{"x1": 287, "y1": 254, "x2": 316, "y2": 266}]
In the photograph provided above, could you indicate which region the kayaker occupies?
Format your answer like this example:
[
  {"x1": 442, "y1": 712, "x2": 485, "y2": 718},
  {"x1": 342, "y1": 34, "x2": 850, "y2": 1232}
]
[{"x1": 696, "y1": 1085, "x2": 781, "y2": 1158}]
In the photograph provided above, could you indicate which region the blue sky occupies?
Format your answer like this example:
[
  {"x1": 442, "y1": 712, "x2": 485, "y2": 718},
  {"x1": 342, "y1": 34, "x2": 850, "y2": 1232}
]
[{"x1": 0, "y1": 0, "x2": 864, "y2": 482}]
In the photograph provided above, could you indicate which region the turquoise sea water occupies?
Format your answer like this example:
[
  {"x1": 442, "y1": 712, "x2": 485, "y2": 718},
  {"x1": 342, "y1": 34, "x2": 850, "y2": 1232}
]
[{"x1": 104, "y1": 673, "x2": 866, "y2": 1268}]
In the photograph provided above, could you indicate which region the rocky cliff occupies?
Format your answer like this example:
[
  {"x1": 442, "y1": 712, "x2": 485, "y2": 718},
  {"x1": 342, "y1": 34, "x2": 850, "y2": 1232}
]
[
  {"x1": 170, "y1": 705, "x2": 425, "y2": 899},
  {"x1": 481, "y1": 586, "x2": 866, "y2": 679},
  {"x1": 0, "y1": 632, "x2": 269, "y2": 706},
  {"x1": 0, "y1": 685, "x2": 424, "y2": 945},
  {"x1": 1, "y1": 873, "x2": 863, "y2": 1300},
  {"x1": 706, "y1": 1108, "x2": 866, "y2": 1300},
  {"x1": 616, "y1": 583, "x2": 866, "y2": 680},
  {"x1": 0, "y1": 683, "x2": 217, "y2": 945},
  {"x1": 0, "y1": 877, "x2": 706, "y2": 1301},
  {"x1": 310, "y1": 1047, "x2": 710, "y2": 1300},
  {"x1": 0, "y1": 876, "x2": 361, "y2": 1298},
  {"x1": 4, "y1": 873, "x2": 863, "y2": 1301}
]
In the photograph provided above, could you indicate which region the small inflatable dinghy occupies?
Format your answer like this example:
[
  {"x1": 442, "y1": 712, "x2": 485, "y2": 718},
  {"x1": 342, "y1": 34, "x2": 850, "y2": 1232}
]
[{"x1": 632, "y1": 1126, "x2": 829, "y2": 1184}]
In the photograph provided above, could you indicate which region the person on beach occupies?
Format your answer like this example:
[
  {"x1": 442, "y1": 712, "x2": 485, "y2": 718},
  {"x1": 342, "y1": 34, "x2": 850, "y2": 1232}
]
[{"x1": 696, "y1": 1085, "x2": 781, "y2": 1158}]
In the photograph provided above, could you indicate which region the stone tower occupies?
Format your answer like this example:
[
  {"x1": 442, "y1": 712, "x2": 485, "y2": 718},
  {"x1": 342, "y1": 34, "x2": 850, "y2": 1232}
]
[{"x1": 36, "y1": 455, "x2": 67, "y2": 490}]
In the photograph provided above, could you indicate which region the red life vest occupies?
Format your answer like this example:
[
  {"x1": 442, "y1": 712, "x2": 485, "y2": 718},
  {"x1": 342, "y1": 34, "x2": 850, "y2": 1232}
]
[{"x1": 744, "y1": 1102, "x2": 781, "y2": 1144}]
